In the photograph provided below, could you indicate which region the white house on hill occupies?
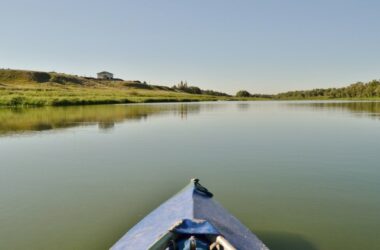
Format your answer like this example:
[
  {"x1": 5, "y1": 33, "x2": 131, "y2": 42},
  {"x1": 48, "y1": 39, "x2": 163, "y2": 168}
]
[{"x1": 97, "y1": 71, "x2": 113, "y2": 80}]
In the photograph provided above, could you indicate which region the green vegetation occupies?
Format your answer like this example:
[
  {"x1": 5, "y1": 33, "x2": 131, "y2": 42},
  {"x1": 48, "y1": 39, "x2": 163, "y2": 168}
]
[
  {"x1": 236, "y1": 90, "x2": 252, "y2": 97},
  {"x1": 1, "y1": 69, "x2": 380, "y2": 107},
  {"x1": 173, "y1": 81, "x2": 229, "y2": 96},
  {"x1": 236, "y1": 90, "x2": 273, "y2": 99},
  {"x1": 276, "y1": 80, "x2": 380, "y2": 99},
  {"x1": 236, "y1": 81, "x2": 380, "y2": 100},
  {"x1": 0, "y1": 69, "x2": 234, "y2": 107}
]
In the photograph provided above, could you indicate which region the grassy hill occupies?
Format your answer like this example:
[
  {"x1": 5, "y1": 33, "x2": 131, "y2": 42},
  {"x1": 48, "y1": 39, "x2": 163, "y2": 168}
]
[
  {"x1": 2, "y1": 69, "x2": 378, "y2": 107},
  {"x1": 0, "y1": 69, "x2": 234, "y2": 106}
]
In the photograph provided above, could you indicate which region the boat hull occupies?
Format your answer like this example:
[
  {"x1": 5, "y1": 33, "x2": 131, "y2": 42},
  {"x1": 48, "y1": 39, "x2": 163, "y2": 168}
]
[{"x1": 111, "y1": 179, "x2": 268, "y2": 250}]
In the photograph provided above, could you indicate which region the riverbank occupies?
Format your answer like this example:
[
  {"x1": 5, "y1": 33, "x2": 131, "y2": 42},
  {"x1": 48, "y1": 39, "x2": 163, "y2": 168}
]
[
  {"x1": 1, "y1": 69, "x2": 380, "y2": 107},
  {"x1": 2, "y1": 85, "x2": 379, "y2": 107},
  {"x1": 0, "y1": 84, "x2": 224, "y2": 107},
  {"x1": 0, "y1": 69, "x2": 266, "y2": 107},
  {"x1": 0, "y1": 72, "x2": 195, "y2": 107}
]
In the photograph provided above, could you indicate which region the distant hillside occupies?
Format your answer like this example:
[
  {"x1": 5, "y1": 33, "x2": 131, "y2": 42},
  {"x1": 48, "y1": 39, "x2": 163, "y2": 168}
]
[
  {"x1": 234, "y1": 80, "x2": 380, "y2": 100},
  {"x1": 0, "y1": 69, "x2": 230, "y2": 95},
  {"x1": 276, "y1": 80, "x2": 380, "y2": 99},
  {"x1": 0, "y1": 69, "x2": 170, "y2": 90},
  {"x1": 0, "y1": 69, "x2": 233, "y2": 106},
  {"x1": 1, "y1": 68, "x2": 379, "y2": 107}
]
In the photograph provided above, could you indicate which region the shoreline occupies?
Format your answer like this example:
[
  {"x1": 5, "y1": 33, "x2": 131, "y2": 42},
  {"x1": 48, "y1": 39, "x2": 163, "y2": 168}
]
[
  {"x1": 1, "y1": 96, "x2": 380, "y2": 108},
  {"x1": 1, "y1": 69, "x2": 380, "y2": 107}
]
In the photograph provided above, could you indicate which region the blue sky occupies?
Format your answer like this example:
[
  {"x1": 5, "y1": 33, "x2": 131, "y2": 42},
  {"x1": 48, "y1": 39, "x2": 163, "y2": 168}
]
[{"x1": 1, "y1": 0, "x2": 379, "y2": 94}]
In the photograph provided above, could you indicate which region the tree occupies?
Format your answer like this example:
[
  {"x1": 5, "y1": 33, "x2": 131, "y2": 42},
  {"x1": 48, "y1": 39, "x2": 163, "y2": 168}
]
[{"x1": 236, "y1": 90, "x2": 251, "y2": 97}]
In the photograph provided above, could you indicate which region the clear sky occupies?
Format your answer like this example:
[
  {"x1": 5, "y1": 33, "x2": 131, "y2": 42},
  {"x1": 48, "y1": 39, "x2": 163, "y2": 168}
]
[{"x1": 1, "y1": 0, "x2": 379, "y2": 94}]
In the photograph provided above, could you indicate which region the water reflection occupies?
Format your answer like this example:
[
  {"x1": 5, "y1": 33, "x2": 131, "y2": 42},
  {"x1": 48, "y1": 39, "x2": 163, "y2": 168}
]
[
  {"x1": 1, "y1": 101, "x2": 379, "y2": 250},
  {"x1": 0, "y1": 103, "x2": 208, "y2": 136},
  {"x1": 1, "y1": 101, "x2": 379, "y2": 136},
  {"x1": 98, "y1": 122, "x2": 115, "y2": 130},
  {"x1": 285, "y1": 101, "x2": 380, "y2": 119},
  {"x1": 237, "y1": 102, "x2": 250, "y2": 111}
]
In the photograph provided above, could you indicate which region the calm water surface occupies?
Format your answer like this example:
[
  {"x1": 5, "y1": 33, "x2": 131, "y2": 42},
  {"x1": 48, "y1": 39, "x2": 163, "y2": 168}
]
[{"x1": 0, "y1": 101, "x2": 379, "y2": 250}]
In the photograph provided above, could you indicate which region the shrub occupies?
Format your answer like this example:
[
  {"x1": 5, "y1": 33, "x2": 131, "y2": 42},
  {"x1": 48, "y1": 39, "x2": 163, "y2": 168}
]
[
  {"x1": 236, "y1": 90, "x2": 251, "y2": 97},
  {"x1": 50, "y1": 75, "x2": 82, "y2": 84},
  {"x1": 31, "y1": 72, "x2": 51, "y2": 83},
  {"x1": 9, "y1": 96, "x2": 26, "y2": 106}
]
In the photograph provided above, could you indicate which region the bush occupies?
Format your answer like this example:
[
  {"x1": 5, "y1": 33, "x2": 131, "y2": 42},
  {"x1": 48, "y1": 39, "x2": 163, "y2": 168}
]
[
  {"x1": 236, "y1": 90, "x2": 251, "y2": 97},
  {"x1": 9, "y1": 96, "x2": 26, "y2": 106},
  {"x1": 50, "y1": 75, "x2": 82, "y2": 84},
  {"x1": 186, "y1": 86, "x2": 202, "y2": 94},
  {"x1": 30, "y1": 72, "x2": 51, "y2": 83},
  {"x1": 202, "y1": 90, "x2": 230, "y2": 96},
  {"x1": 173, "y1": 81, "x2": 203, "y2": 95}
]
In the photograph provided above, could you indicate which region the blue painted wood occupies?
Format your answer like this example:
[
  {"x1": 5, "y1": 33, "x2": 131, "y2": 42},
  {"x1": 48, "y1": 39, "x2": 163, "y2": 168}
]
[{"x1": 110, "y1": 180, "x2": 268, "y2": 250}]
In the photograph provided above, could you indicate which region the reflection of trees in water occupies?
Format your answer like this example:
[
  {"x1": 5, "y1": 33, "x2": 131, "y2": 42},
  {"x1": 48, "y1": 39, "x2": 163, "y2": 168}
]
[
  {"x1": 237, "y1": 103, "x2": 250, "y2": 111},
  {"x1": 179, "y1": 104, "x2": 188, "y2": 120},
  {"x1": 98, "y1": 122, "x2": 115, "y2": 130},
  {"x1": 176, "y1": 104, "x2": 201, "y2": 120},
  {"x1": 2, "y1": 102, "x2": 378, "y2": 136},
  {"x1": 0, "y1": 103, "x2": 221, "y2": 136},
  {"x1": 287, "y1": 101, "x2": 380, "y2": 120},
  {"x1": 175, "y1": 103, "x2": 228, "y2": 119}
]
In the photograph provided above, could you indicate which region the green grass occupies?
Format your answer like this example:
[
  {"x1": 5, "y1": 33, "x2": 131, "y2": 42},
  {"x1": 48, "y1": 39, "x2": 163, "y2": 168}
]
[
  {"x1": 2, "y1": 69, "x2": 378, "y2": 107},
  {"x1": 0, "y1": 89, "x2": 221, "y2": 107},
  {"x1": 0, "y1": 69, "x2": 238, "y2": 107}
]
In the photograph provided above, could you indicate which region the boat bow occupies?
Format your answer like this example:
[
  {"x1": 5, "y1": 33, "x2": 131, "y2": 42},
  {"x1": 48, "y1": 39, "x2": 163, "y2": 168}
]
[{"x1": 111, "y1": 179, "x2": 268, "y2": 250}]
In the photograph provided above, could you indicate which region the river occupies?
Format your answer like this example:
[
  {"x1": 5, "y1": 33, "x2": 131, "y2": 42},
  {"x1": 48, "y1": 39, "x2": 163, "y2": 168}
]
[{"x1": 0, "y1": 101, "x2": 379, "y2": 250}]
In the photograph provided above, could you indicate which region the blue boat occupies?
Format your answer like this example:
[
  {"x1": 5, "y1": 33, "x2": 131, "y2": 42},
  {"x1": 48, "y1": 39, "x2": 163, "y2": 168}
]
[{"x1": 111, "y1": 179, "x2": 268, "y2": 250}]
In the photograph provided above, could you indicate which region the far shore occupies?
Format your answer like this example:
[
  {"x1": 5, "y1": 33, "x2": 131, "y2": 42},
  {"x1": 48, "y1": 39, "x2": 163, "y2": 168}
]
[
  {"x1": 2, "y1": 95, "x2": 380, "y2": 108},
  {"x1": 1, "y1": 69, "x2": 380, "y2": 107}
]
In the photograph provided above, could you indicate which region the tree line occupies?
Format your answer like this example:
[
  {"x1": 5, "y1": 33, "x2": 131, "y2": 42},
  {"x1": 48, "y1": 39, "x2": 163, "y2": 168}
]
[
  {"x1": 235, "y1": 90, "x2": 273, "y2": 98},
  {"x1": 172, "y1": 79, "x2": 380, "y2": 99},
  {"x1": 173, "y1": 81, "x2": 229, "y2": 96},
  {"x1": 276, "y1": 80, "x2": 380, "y2": 99},
  {"x1": 236, "y1": 80, "x2": 380, "y2": 99}
]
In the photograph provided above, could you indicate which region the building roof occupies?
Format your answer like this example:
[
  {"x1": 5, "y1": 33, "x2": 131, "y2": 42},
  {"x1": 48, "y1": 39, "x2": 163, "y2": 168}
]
[{"x1": 97, "y1": 71, "x2": 113, "y2": 75}]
